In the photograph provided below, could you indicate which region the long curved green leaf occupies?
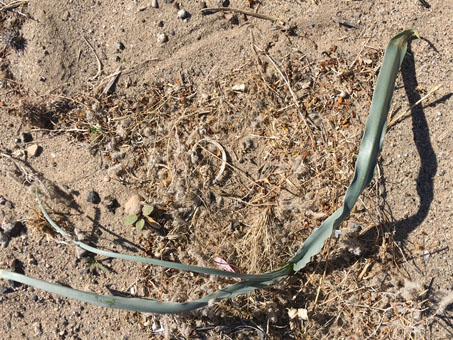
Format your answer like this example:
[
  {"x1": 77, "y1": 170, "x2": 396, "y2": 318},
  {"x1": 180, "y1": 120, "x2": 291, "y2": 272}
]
[
  {"x1": 288, "y1": 29, "x2": 418, "y2": 271},
  {"x1": 0, "y1": 29, "x2": 418, "y2": 313},
  {"x1": 0, "y1": 265, "x2": 290, "y2": 314}
]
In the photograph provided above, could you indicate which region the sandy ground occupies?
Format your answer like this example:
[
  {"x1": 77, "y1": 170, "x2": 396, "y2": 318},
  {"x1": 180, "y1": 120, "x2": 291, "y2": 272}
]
[{"x1": 0, "y1": 1, "x2": 452, "y2": 339}]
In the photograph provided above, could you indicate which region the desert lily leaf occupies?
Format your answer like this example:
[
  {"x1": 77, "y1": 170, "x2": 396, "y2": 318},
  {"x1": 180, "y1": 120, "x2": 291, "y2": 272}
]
[{"x1": 288, "y1": 29, "x2": 418, "y2": 271}]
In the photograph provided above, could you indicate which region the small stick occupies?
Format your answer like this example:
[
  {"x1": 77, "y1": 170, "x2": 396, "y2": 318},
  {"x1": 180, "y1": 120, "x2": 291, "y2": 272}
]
[
  {"x1": 121, "y1": 58, "x2": 160, "y2": 76},
  {"x1": 82, "y1": 35, "x2": 103, "y2": 81},
  {"x1": 196, "y1": 143, "x2": 265, "y2": 189},
  {"x1": 418, "y1": 0, "x2": 431, "y2": 9},
  {"x1": 102, "y1": 67, "x2": 122, "y2": 95},
  {"x1": 313, "y1": 239, "x2": 331, "y2": 309},
  {"x1": 388, "y1": 84, "x2": 441, "y2": 128},
  {"x1": 193, "y1": 138, "x2": 227, "y2": 183},
  {"x1": 201, "y1": 7, "x2": 285, "y2": 24},
  {"x1": 0, "y1": 0, "x2": 28, "y2": 18},
  {"x1": 0, "y1": 0, "x2": 27, "y2": 11},
  {"x1": 332, "y1": 16, "x2": 359, "y2": 29}
]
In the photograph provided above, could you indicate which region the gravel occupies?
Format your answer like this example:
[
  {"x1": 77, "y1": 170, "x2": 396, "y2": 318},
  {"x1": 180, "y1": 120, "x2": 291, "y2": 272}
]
[
  {"x1": 177, "y1": 9, "x2": 187, "y2": 19},
  {"x1": 86, "y1": 191, "x2": 101, "y2": 204},
  {"x1": 157, "y1": 33, "x2": 168, "y2": 43}
]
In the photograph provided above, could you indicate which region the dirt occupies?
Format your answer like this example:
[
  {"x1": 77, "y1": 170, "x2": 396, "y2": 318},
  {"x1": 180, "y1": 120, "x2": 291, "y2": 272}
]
[{"x1": 0, "y1": 0, "x2": 452, "y2": 339}]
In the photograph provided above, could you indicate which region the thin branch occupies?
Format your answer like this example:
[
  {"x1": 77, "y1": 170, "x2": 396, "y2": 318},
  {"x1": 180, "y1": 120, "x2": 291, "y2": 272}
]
[
  {"x1": 388, "y1": 84, "x2": 442, "y2": 128},
  {"x1": 82, "y1": 35, "x2": 103, "y2": 81},
  {"x1": 201, "y1": 7, "x2": 285, "y2": 24}
]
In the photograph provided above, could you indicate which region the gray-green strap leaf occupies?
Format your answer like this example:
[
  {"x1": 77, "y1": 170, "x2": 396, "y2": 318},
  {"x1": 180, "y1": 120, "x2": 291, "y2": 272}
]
[{"x1": 289, "y1": 29, "x2": 418, "y2": 272}]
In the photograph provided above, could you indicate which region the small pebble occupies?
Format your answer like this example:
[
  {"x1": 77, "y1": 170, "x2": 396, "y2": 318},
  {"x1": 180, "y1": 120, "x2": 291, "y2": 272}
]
[
  {"x1": 76, "y1": 246, "x2": 88, "y2": 259},
  {"x1": 110, "y1": 151, "x2": 125, "y2": 160},
  {"x1": 349, "y1": 223, "x2": 362, "y2": 233},
  {"x1": 0, "y1": 231, "x2": 9, "y2": 248},
  {"x1": 218, "y1": 0, "x2": 229, "y2": 6},
  {"x1": 164, "y1": 0, "x2": 174, "y2": 3},
  {"x1": 157, "y1": 33, "x2": 168, "y2": 43},
  {"x1": 2, "y1": 221, "x2": 24, "y2": 238},
  {"x1": 116, "y1": 41, "x2": 125, "y2": 51},
  {"x1": 151, "y1": 0, "x2": 158, "y2": 8},
  {"x1": 232, "y1": 84, "x2": 246, "y2": 92},
  {"x1": 157, "y1": 20, "x2": 164, "y2": 27},
  {"x1": 12, "y1": 149, "x2": 25, "y2": 159},
  {"x1": 177, "y1": 9, "x2": 187, "y2": 19},
  {"x1": 124, "y1": 194, "x2": 142, "y2": 215},
  {"x1": 26, "y1": 144, "x2": 40, "y2": 157},
  {"x1": 86, "y1": 191, "x2": 101, "y2": 204}
]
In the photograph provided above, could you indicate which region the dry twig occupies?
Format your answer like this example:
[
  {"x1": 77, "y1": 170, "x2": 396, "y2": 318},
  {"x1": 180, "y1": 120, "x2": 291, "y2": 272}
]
[
  {"x1": 388, "y1": 84, "x2": 442, "y2": 128},
  {"x1": 193, "y1": 138, "x2": 227, "y2": 183},
  {"x1": 82, "y1": 35, "x2": 103, "y2": 81},
  {"x1": 201, "y1": 7, "x2": 284, "y2": 24},
  {"x1": 0, "y1": 0, "x2": 27, "y2": 12}
]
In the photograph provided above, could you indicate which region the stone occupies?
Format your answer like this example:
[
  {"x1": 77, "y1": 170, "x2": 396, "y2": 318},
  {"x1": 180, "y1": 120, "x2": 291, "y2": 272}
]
[
  {"x1": 26, "y1": 144, "x2": 40, "y2": 157},
  {"x1": 75, "y1": 246, "x2": 88, "y2": 259},
  {"x1": 116, "y1": 41, "x2": 125, "y2": 51},
  {"x1": 121, "y1": 117, "x2": 132, "y2": 128},
  {"x1": 110, "y1": 151, "x2": 125, "y2": 160},
  {"x1": 86, "y1": 191, "x2": 101, "y2": 204},
  {"x1": 2, "y1": 221, "x2": 24, "y2": 238},
  {"x1": 151, "y1": 0, "x2": 158, "y2": 8},
  {"x1": 177, "y1": 9, "x2": 187, "y2": 19},
  {"x1": 157, "y1": 33, "x2": 168, "y2": 43},
  {"x1": 12, "y1": 149, "x2": 25, "y2": 159},
  {"x1": 0, "y1": 230, "x2": 9, "y2": 248},
  {"x1": 124, "y1": 194, "x2": 142, "y2": 215}
]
